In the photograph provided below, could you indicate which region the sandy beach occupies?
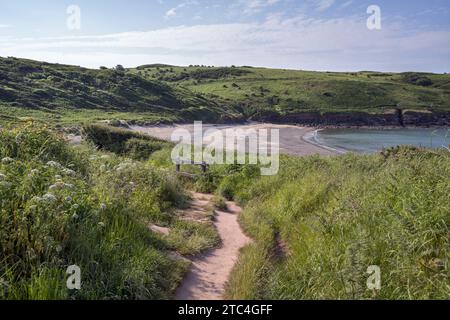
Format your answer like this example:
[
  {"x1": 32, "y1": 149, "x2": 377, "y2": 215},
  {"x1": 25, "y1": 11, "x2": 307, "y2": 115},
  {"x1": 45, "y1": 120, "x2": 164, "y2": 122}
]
[{"x1": 131, "y1": 123, "x2": 338, "y2": 157}]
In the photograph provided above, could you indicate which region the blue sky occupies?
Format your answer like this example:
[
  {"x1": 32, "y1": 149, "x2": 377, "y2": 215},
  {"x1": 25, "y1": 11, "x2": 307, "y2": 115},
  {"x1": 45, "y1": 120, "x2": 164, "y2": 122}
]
[{"x1": 0, "y1": 0, "x2": 449, "y2": 72}]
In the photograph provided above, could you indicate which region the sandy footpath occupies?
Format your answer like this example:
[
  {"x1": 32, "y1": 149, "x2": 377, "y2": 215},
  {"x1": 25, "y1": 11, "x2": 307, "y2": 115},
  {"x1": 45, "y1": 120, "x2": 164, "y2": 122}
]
[
  {"x1": 131, "y1": 123, "x2": 337, "y2": 157},
  {"x1": 175, "y1": 193, "x2": 251, "y2": 300}
]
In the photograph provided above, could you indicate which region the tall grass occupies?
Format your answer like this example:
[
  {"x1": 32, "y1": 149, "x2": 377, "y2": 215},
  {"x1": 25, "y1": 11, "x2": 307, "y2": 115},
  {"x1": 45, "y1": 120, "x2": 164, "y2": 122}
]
[
  {"x1": 0, "y1": 123, "x2": 189, "y2": 300},
  {"x1": 218, "y1": 148, "x2": 449, "y2": 299}
]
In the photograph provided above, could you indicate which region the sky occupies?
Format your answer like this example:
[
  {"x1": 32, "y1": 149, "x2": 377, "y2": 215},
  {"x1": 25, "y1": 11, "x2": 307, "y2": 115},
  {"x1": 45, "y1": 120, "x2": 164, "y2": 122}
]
[{"x1": 0, "y1": 0, "x2": 449, "y2": 72}]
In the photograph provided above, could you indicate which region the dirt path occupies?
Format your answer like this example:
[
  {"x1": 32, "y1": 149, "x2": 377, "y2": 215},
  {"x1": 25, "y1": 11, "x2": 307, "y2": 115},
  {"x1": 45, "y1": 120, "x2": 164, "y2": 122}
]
[{"x1": 175, "y1": 193, "x2": 252, "y2": 300}]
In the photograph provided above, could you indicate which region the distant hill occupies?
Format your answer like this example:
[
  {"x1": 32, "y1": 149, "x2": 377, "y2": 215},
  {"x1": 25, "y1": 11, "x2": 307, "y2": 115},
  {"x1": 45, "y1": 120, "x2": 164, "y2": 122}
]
[
  {"x1": 0, "y1": 57, "x2": 241, "y2": 125},
  {"x1": 132, "y1": 65, "x2": 450, "y2": 125},
  {"x1": 1, "y1": 57, "x2": 449, "y2": 126}
]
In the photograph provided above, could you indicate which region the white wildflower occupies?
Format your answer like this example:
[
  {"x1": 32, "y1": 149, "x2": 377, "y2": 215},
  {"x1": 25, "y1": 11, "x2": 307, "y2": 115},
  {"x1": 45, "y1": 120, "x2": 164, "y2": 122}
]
[
  {"x1": 49, "y1": 182, "x2": 74, "y2": 191},
  {"x1": 65, "y1": 183, "x2": 75, "y2": 190},
  {"x1": 56, "y1": 245, "x2": 63, "y2": 253},
  {"x1": 55, "y1": 175, "x2": 62, "y2": 180},
  {"x1": 46, "y1": 161, "x2": 62, "y2": 169},
  {"x1": 0, "y1": 181, "x2": 12, "y2": 188},
  {"x1": 1, "y1": 157, "x2": 14, "y2": 164},
  {"x1": 72, "y1": 213, "x2": 79, "y2": 220},
  {"x1": 42, "y1": 193, "x2": 57, "y2": 202},
  {"x1": 29, "y1": 169, "x2": 40, "y2": 177},
  {"x1": 63, "y1": 169, "x2": 76, "y2": 176},
  {"x1": 49, "y1": 182, "x2": 64, "y2": 190},
  {"x1": 98, "y1": 222, "x2": 105, "y2": 228},
  {"x1": 33, "y1": 196, "x2": 43, "y2": 203},
  {"x1": 100, "y1": 203, "x2": 107, "y2": 210},
  {"x1": 0, "y1": 173, "x2": 5, "y2": 181}
]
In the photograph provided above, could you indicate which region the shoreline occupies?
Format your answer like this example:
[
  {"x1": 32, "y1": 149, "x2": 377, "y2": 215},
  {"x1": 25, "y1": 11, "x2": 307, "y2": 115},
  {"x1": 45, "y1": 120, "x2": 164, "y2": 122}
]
[
  {"x1": 302, "y1": 129, "x2": 347, "y2": 155},
  {"x1": 130, "y1": 123, "x2": 338, "y2": 157}
]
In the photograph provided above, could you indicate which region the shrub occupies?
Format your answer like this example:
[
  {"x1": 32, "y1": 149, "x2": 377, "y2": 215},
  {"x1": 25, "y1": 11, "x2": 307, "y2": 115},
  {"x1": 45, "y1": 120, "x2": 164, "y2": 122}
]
[
  {"x1": 0, "y1": 124, "x2": 188, "y2": 300},
  {"x1": 82, "y1": 124, "x2": 168, "y2": 157},
  {"x1": 125, "y1": 138, "x2": 165, "y2": 160},
  {"x1": 401, "y1": 73, "x2": 434, "y2": 87}
]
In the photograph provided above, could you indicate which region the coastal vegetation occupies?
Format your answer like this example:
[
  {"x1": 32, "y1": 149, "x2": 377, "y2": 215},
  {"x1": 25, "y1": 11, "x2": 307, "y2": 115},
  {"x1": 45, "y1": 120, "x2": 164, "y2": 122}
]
[
  {"x1": 0, "y1": 56, "x2": 449, "y2": 300},
  {"x1": 132, "y1": 65, "x2": 450, "y2": 122},
  {"x1": 1, "y1": 57, "x2": 450, "y2": 127},
  {"x1": 193, "y1": 147, "x2": 450, "y2": 299},
  {"x1": 0, "y1": 122, "x2": 220, "y2": 299}
]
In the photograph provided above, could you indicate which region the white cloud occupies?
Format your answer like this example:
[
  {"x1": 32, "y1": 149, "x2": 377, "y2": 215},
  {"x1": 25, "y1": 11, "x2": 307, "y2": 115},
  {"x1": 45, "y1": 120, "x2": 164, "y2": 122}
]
[
  {"x1": 238, "y1": 0, "x2": 280, "y2": 14},
  {"x1": 341, "y1": 0, "x2": 353, "y2": 8},
  {"x1": 1, "y1": 15, "x2": 449, "y2": 72},
  {"x1": 314, "y1": 0, "x2": 335, "y2": 11},
  {"x1": 165, "y1": 0, "x2": 199, "y2": 18},
  {"x1": 165, "y1": 8, "x2": 177, "y2": 18}
]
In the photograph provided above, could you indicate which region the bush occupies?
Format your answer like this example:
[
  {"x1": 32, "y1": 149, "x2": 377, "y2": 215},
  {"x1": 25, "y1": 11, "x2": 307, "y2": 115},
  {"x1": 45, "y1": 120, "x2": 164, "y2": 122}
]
[
  {"x1": 401, "y1": 73, "x2": 434, "y2": 87},
  {"x1": 0, "y1": 122, "x2": 89, "y2": 175},
  {"x1": 82, "y1": 124, "x2": 169, "y2": 157},
  {"x1": 0, "y1": 124, "x2": 188, "y2": 300},
  {"x1": 125, "y1": 138, "x2": 165, "y2": 160}
]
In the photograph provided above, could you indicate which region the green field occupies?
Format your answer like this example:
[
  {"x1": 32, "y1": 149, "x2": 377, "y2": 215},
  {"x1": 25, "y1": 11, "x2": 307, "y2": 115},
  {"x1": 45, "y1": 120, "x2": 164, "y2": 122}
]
[
  {"x1": 0, "y1": 57, "x2": 240, "y2": 126},
  {"x1": 1, "y1": 57, "x2": 450, "y2": 127},
  {"x1": 131, "y1": 65, "x2": 450, "y2": 117}
]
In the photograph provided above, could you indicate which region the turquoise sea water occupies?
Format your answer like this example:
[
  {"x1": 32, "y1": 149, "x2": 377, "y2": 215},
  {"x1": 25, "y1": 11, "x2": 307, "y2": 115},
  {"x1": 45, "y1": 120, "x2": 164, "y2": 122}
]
[{"x1": 314, "y1": 128, "x2": 450, "y2": 154}]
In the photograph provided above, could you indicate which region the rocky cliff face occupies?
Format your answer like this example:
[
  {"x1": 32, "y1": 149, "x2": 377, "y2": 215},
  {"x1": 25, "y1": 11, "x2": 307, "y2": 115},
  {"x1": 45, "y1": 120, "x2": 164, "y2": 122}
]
[
  {"x1": 255, "y1": 110, "x2": 450, "y2": 127},
  {"x1": 402, "y1": 111, "x2": 450, "y2": 126}
]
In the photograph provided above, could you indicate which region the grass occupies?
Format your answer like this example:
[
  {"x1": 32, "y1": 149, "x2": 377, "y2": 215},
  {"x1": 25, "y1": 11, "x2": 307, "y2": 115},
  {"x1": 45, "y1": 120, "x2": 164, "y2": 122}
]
[
  {"x1": 164, "y1": 220, "x2": 220, "y2": 256},
  {"x1": 1, "y1": 121, "x2": 448, "y2": 300},
  {"x1": 189, "y1": 147, "x2": 450, "y2": 300},
  {"x1": 0, "y1": 122, "x2": 197, "y2": 300},
  {"x1": 132, "y1": 65, "x2": 450, "y2": 117},
  {"x1": 2, "y1": 57, "x2": 449, "y2": 128},
  {"x1": 0, "y1": 57, "x2": 240, "y2": 126},
  {"x1": 82, "y1": 123, "x2": 170, "y2": 159}
]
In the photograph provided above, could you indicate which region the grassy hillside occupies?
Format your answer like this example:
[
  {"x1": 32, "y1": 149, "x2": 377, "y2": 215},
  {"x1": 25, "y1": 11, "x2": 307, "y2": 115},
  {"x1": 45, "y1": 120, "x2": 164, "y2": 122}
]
[
  {"x1": 142, "y1": 142, "x2": 450, "y2": 300},
  {"x1": 1, "y1": 57, "x2": 449, "y2": 127},
  {"x1": 132, "y1": 65, "x2": 450, "y2": 119},
  {"x1": 0, "y1": 57, "x2": 240, "y2": 125},
  {"x1": 190, "y1": 147, "x2": 450, "y2": 299},
  {"x1": 0, "y1": 123, "x2": 219, "y2": 299}
]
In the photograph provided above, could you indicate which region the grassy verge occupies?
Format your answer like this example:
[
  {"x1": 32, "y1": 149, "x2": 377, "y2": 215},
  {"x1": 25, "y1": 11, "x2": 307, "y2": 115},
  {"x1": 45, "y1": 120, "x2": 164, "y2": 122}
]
[
  {"x1": 0, "y1": 122, "x2": 192, "y2": 300},
  {"x1": 191, "y1": 148, "x2": 449, "y2": 299},
  {"x1": 164, "y1": 220, "x2": 220, "y2": 256}
]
